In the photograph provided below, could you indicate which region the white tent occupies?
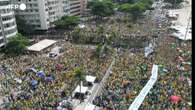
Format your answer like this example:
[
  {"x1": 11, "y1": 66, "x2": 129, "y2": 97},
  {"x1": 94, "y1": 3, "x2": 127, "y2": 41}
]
[
  {"x1": 170, "y1": 25, "x2": 192, "y2": 40},
  {"x1": 144, "y1": 47, "x2": 154, "y2": 58},
  {"x1": 78, "y1": 24, "x2": 85, "y2": 28},
  {"x1": 73, "y1": 85, "x2": 88, "y2": 94},
  {"x1": 167, "y1": 10, "x2": 179, "y2": 16},
  {"x1": 171, "y1": 32, "x2": 191, "y2": 40},
  {"x1": 84, "y1": 103, "x2": 96, "y2": 110},
  {"x1": 144, "y1": 43, "x2": 154, "y2": 58},
  {"x1": 86, "y1": 75, "x2": 96, "y2": 83},
  {"x1": 166, "y1": 10, "x2": 179, "y2": 20}
]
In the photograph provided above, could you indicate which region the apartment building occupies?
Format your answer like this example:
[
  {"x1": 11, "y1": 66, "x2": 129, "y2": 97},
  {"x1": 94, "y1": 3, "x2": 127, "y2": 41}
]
[
  {"x1": 13, "y1": 0, "x2": 87, "y2": 30},
  {"x1": 80, "y1": 0, "x2": 88, "y2": 15},
  {"x1": 0, "y1": 0, "x2": 18, "y2": 47},
  {"x1": 13, "y1": 0, "x2": 64, "y2": 30},
  {"x1": 69, "y1": 0, "x2": 82, "y2": 16}
]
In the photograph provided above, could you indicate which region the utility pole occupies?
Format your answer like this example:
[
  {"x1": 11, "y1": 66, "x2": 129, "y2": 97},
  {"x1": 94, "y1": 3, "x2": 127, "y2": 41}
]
[{"x1": 0, "y1": 15, "x2": 7, "y2": 46}]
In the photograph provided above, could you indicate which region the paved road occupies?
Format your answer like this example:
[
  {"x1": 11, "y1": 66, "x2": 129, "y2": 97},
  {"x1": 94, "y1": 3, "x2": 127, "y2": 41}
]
[
  {"x1": 175, "y1": 0, "x2": 191, "y2": 27},
  {"x1": 90, "y1": 57, "x2": 115, "y2": 102},
  {"x1": 74, "y1": 57, "x2": 116, "y2": 110}
]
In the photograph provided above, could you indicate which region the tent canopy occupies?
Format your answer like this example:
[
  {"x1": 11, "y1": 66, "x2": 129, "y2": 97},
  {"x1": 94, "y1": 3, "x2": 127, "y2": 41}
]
[
  {"x1": 169, "y1": 25, "x2": 191, "y2": 40},
  {"x1": 36, "y1": 71, "x2": 45, "y2": 78},
  {"x1": 170, "y1": 95, "x2": 181, "y2": 103},
  {"x1": 86, "y1": 75, "x2": 96, "y2": 83},
  {"x1": 31, "y1": 80, "x2": 38, "y2": 86},
  {"x1": 74, "y1": 85, "x2": 88, "y2": 94},
  {"x1": 30, "y1": 68, "x2": 37, "y2": 73},
  {"x1": 45, "y1": 76, "x2": 54, "y2": 81}
]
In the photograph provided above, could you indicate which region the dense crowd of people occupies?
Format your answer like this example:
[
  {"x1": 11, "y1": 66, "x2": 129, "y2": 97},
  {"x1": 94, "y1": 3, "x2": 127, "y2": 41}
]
[
  {"x1": 93, "y1": 50, "x2": 153, "y2": 109},
  {"x1": 140, "y1": 37, "x2": 192, "y2": 109},
  {"x1": 0, "y1": 0, "x2": 192, "y2": 109},
  {"x1": 93, "y1": 36, "x2": 192, "y2": 110},
  {"x1": 0, "y1": 43, "x2": 112, "y2": 109}
]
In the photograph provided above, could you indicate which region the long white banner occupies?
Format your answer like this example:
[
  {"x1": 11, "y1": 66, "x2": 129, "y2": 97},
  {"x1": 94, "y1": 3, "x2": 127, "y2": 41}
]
[{"x1": 128, "y1": 64, "x2": 159, "y2": 110}]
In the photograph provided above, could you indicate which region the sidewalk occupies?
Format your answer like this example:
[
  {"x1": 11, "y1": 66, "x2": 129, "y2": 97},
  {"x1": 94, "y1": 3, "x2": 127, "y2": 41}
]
[
  {"x1": 175, "y1": 0, "x2": 191, "y2": 27},
  {"x1": 74, "y1": 58, "x2": 115, "y2": 110}
]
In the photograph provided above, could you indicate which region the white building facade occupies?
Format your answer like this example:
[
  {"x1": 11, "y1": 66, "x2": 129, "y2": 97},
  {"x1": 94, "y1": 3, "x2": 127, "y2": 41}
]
[
  {"x1": 0, "y1": 0, "x2": 18, "y2": 47},
  {"x1": 13, "y1": 0, "x2": 87, "y2": 30}
]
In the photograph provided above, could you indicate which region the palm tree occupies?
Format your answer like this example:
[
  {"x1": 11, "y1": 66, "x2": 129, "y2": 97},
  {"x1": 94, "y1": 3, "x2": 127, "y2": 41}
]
[{"x1": 74, "y1": 67, "x2": 85, "y2": 98}]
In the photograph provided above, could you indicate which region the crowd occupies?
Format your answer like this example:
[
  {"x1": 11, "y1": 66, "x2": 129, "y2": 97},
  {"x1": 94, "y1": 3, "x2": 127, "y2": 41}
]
[
  {"x1": 140, "y1": 37, "x2": 192, "y2": 109},
  {"x1": 93, "y1": 50, "x2": 154, "y2": 109},
  {"x1": 0, "y1": 1, "x2": 192, "y2": 109},
  {"x1": 0, "y1": 43, "x2": 112, "y2": 109},
  {"x1": 93, "y1": 36, "x2": 191, "y2": 110}
]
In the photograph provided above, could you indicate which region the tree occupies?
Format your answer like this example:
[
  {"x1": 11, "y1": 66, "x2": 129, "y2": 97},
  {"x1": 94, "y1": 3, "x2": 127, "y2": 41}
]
[
  {"x1": 129, "y1": 3, "x2": 145, "y2": 20},
  {"x1": 117, "y1": 0, "x2": 153, "y2": 20},
  {"x1": 119, "y1": 3, "x2": 132, "y2": 12},
  {"x1": 53, "y1": 16, "x2": 80, "y2": 29},
  {"x1": 0, "y1": 33, "x2": 29, "y2": 55},
  {"x1": 88, "y1": 0, "x2": 115, "y2": 18},
  {"x1": 71, "y1": 27, "x2": 93, "y2": 44},
  {"x1": 114, "y1": 0, "x2": 136, "y2": 4},
  {"x1": 164, "y1": 0, "x2": 184, "y2": 8},
  {"x1": 74, "y1": 67, "x2": 85, "y2": 98},
  {"x1": 95, "y1": 44, "x2": 103, "y2": 58},
  {"x1": 15, "y1": 15, "x2": 35, "y2": 35},
  {"x1": 71, "y1": 27, "x2": 82, "y2": 43}
]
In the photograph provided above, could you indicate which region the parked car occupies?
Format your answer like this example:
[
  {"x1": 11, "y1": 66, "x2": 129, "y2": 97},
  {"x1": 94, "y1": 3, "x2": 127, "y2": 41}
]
[{"x1": 49, "y1": 52, "x2": 58, "y2": 58}]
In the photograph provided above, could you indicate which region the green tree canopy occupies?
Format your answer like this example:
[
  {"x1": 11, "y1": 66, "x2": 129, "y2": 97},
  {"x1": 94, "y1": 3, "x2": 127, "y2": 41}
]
[
  {"x1": 53, "y1": 16, "x2": 80, "y2": 29},
  {"x1": 1, "y1": 33, "x2": 29, "y2": 55},
  {"x1": 88, "y1": 0, "x2": 115, "y2": 18},
  {"x1": 74, "y1": 67, "x2": 85, "y2": 81},
  {"x1": 119, "y1": 3, "x2": 132, "y2": 12},
  {"x1": 164, "y1": 0, "x2": 184, "y2": 8},
  {"x1": 118, "y1": 0, "x2": 153, "y2": 20},
  {"x1": 15, "y1": 15, "x2": 35, "y2": 35},
  {"x1": 74, "y1": 67, "x2": 85, "y2": 96}
]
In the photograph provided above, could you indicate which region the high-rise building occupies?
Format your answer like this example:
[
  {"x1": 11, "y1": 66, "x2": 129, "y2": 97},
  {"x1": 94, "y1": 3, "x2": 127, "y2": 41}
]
[
  {"x1": 13, "y1": 0, "x2": 65, "y2": 30},
  {"x1": 80, "y1": 0, "x2": 88, "y2": 16},
  {"x1": 69, "y1": 0, "x2": 82, "y2": 15},
  {"x1": 13, "y1": 0, "x2": 87, "y2": 30},
  {"x1": 0, "y1": 0, "x2": 18, "y2": 47}
]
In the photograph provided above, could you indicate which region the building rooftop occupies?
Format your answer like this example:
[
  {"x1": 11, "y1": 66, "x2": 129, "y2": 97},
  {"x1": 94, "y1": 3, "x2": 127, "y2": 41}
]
[{"x1": 27, "y1": 39, "x2": 57, "y2": 52}]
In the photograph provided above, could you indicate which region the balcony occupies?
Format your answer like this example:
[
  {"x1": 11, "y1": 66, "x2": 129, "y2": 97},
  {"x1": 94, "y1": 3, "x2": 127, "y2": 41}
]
[
  {"x1": 4, "y1": 25, "x2": 17, "y2": 31},
  {"x1": 1, "y1": 12, "x2": 14, "y2": 17},
  {"x1": 0, "y1": 5, "x2": 10, "y2": 10},
  {"x1": 2, "y1": 18, "x2": 15, "y2": 24},
  {"x1": 0, "y1": 36, "x2": 4, "y2": 40},
  {"x1": 0, "y1": 43, "x2": 5, "y2": 47},
  {"x1": 6, "y1": 31, "x2": 17, "y2": 38}
]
